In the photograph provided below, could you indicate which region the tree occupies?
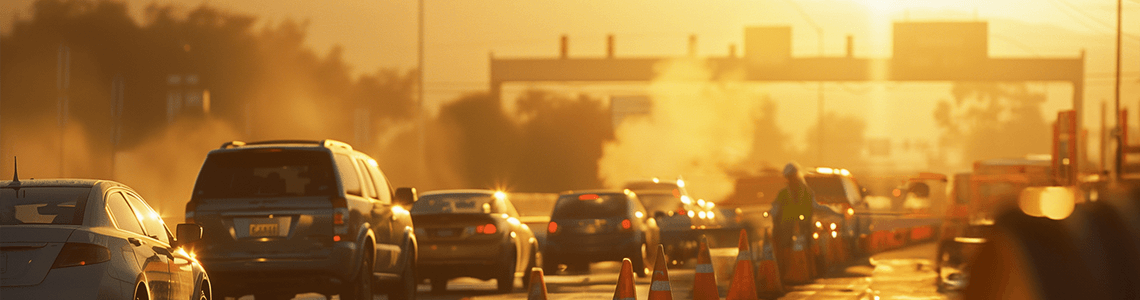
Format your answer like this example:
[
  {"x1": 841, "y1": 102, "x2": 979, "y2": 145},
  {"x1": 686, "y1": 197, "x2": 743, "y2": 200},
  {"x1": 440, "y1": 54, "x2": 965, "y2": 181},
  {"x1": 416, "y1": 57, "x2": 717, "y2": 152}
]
[{"x1": 934, "y1": 82, "x2": 1050, "y2": 163}]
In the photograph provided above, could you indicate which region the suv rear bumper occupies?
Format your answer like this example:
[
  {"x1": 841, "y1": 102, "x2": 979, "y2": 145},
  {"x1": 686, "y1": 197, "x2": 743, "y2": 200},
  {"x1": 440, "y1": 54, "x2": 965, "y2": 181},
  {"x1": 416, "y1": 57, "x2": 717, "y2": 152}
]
[
  {"x1": 545, "y1": 232, "x2": 641, "y2": 263},
  {"x1": 201, "y1": 241, "x2": 361, "y2": 295}
]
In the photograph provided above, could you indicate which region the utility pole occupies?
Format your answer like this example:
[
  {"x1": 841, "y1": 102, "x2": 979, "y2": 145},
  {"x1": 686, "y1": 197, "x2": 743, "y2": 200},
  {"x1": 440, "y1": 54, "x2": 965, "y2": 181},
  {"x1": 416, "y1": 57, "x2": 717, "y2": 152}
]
[
  {"x1": 110, "y1": 75, "x2": 124, "y2": 180},
  {"x1": 418, "y1": 0, "x2": 427, "y2": 185},
  {"x1": 57, "y1": 44, "x2": 70, "y2": 177},
  {"x1": 1114, "y1": 0, "x2": 1123, "y2": 180}
]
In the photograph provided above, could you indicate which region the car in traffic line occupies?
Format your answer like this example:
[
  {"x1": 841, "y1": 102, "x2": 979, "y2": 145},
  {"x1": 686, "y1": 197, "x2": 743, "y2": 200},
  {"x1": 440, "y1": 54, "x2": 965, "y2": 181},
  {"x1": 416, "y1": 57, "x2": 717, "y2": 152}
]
[
  {"x1": 624, "y1": 178, "x2": 709, "y2": 263},
  {"x1": 507, "y1": 192, "x2": 557, "y2": 250},
  {"x1": 183, "y1": 139, "x2": 418, "y2": 300},
  {"x1": 544, "y1": 190, "x2": 660, "y2": 277},
  {"x1": 1, "y1": 178, "x2": 209, "y2": 300},
  {"x1": 410, "y1": 190, "x2": 540, "y2": 293}
]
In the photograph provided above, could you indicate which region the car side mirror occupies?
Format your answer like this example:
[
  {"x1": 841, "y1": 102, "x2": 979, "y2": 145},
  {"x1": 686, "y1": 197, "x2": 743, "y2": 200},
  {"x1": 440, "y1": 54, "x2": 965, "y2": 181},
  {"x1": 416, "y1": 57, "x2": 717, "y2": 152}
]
[
  {"x1": 395, "y1": 187, "x2": 418, "y2": 208},
  {"x1": 176, "y1": 223, "x2": 202, "y2": 244}
]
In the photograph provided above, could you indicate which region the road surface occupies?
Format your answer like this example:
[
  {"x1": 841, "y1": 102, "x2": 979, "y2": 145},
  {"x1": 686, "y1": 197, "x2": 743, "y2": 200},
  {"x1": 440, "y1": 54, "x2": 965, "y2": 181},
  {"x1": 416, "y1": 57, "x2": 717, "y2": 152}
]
[{"x1": 256, "y1": 241, "x2": 957, "y2": 300}]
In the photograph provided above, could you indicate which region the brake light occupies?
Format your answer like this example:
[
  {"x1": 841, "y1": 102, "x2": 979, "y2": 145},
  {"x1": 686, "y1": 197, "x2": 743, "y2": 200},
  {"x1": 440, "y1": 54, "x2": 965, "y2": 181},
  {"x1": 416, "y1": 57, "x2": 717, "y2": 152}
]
[
  {"x1": 331, "y1": 197, "x2": 349, "y2": 240},
  {"x1": 676, "y1": 208, "x2": 686, "y2": 216},
  {"x1": 477, "y1": 224, "x2": 498, "y2": 234},
  {"x1": 52, "y1": 243, "x2": 111, "y2": 269},
  {"x1": 547, "y1": 222, "x2": 558, "y2": 234},
  {"x1": 621, "y1": 219, "x2": 632, "y2": 229},
  {"x1": 579, "y1": 194, "x2": 599, "y2": 200}
]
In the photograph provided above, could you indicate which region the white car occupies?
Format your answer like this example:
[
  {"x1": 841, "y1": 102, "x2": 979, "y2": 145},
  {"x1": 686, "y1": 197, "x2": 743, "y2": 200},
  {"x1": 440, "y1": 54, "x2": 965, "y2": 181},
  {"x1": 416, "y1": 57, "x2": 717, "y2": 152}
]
[{"x1": 1, "y1": 178, "x2": 210, "y2": 300}]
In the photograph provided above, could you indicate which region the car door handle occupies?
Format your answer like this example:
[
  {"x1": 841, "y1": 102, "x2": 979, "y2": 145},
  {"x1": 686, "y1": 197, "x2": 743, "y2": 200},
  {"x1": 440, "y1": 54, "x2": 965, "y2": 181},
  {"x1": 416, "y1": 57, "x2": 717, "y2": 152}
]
[{"x1": 128, "y1": 237, "x2": 142, "y2": 246}]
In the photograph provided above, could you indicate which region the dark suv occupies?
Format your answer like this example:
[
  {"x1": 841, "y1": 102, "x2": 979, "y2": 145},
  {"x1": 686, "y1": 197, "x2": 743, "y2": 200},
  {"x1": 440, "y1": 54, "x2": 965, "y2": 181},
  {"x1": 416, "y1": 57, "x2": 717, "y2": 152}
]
[
  {"x1": 544, "y1": 190, "x2": 659, "y2": 277},
  {"x1": 184, "y1": 140, "x2": 418, "y2": 300}
]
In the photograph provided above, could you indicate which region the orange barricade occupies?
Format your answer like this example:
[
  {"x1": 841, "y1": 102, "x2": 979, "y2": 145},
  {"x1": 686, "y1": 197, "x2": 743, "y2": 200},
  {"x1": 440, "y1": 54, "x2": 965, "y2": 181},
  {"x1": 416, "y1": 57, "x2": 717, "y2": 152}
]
[
  {"x1": 612, "y1": 258, "x2": 637, "y2": 300},
  {"x1": 648, "y1": 245, "x2": 673, "y2": 300},
  {"x1": 527, "y1": 267, "x2": 548, "y2": 300},
  {"x1": 692, "y1": 237, "x2": 720, "y2": 300},
  {"x1": 726, "y1": 230, "x2": 758, "y2": 300},
  {"x1": 755, "y1": 231, "x2": 785, "y2": 298}
]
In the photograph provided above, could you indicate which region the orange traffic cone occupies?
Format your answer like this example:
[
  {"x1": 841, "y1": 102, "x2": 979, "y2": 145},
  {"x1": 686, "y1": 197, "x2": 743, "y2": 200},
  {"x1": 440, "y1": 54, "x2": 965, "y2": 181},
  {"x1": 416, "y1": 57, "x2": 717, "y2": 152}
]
[
  {"x1": 783, "y1": 233, "x2": 813, "y2": 284},
  {"x1": 613, "y1": 258, "x2": 638, "y2": 300},
  {"x1": 527, "y1": 267, "x2": 548, "y2": 300},
  {"x1": 755, "y1": 231, "x2": 785, "y2": 298},
  {"x1": 692, "y1": 237, "x2": 719, "y2": 300},
  {"x1": 726, "y1": 229, "x2": 758, "y2": 300},
  {"x1": 648, "y1": 245, "x2": 673, "y2": 300}
]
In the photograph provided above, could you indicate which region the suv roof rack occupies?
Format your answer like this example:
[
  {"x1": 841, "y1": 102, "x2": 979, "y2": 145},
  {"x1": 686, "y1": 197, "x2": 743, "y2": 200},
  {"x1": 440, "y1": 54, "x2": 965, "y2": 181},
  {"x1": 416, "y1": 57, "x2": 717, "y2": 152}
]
[{"x1": 219, "y1": 139, "x2": 353, "y2": 151}]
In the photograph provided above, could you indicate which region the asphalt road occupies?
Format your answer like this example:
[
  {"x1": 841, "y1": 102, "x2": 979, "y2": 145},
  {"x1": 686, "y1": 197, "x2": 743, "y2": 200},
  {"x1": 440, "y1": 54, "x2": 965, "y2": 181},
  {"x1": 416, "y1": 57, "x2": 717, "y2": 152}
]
[{"x1": 260, "y1": 241, "x2": 957, "y2": 300}]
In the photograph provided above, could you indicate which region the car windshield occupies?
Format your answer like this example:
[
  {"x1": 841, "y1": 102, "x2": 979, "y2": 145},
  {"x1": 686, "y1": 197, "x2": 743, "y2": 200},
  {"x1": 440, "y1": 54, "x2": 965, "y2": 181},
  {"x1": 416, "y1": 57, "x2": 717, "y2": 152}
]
[
  {"x1": 192, "y1": 150, "x2": 336, "y2": 199},
  {"x1": 412, "y1": 194, "x2": 497, "y2": 214},
  {"x1": 509, "y1": 193, "x2": 557, "y2": 217},
  {"x1": 552, "y1": 194, "x2": 628, "y2": 219},
  {"x1": 804, "y1": 176, "x2": 849, "y2": 204},
  {"x1": 637, "y1": 193, "x2": 682, "y2": 214},
  {"x1": 0, "y1": 187, "x2": 91, "y2": 225}
]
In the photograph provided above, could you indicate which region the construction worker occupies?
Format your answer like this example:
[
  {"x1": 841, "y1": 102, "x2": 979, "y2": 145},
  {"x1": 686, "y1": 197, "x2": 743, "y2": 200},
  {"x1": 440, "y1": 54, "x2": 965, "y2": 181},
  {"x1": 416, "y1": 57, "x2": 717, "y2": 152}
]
[{"x1": 770, "y1": 163, "x2": 839, "y2": 279}]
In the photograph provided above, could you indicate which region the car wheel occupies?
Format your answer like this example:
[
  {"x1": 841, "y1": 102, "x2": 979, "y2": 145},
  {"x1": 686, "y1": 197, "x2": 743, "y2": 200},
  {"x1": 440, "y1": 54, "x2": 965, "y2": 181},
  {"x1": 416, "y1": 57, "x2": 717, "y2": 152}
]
[
  {"x1": 341, "y1": 247, "x2": 374, "y2": 300},
  {"x1": 134, "y1": 285, "x2": 147, "y2": 300},
  {"x1": 632, "y1": 242, "x2": 649, "y2": 278},
  {"x1": 431, "y1": 278, "x2": 447, "y2": 293},
  {"x1": 388, "y1": 241, "x2": 417, "y2": 300},
  {"x1": 199, "y1": 280, "x2": 210, "y2": 300},
  {"x1": 497, "y1": 247, "x2": 518, "y2": 293}
]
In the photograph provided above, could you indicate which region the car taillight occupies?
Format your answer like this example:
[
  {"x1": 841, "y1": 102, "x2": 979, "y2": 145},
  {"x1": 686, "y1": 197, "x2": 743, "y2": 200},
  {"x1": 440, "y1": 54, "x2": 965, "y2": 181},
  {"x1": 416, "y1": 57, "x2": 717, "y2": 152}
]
[
  {"x1": 52, "y1": 243, "x2": 111, "y2": 269},
  {"x1": 477, "y1": 224, "x2": 497, "y2": 234},
  {"x1": 621, "y1": 219, "x2": 632, "y2": 230},
  {"x1": 331, "y1": 197, "x2": 349, "y2": 241},
  {"x1": 184, "y1": 201, "x2": 198, "y2": 224},
  {"x1": 547, "y1": 222, "x2": 558, "y2": 234},
  {"x1": 676, "y1": 208, "x2": 686, "y2": 216}
]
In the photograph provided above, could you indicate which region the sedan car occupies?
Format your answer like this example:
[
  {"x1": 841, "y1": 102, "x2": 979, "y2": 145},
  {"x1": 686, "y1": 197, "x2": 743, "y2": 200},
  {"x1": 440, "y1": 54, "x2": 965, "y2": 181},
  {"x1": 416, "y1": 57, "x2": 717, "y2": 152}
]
[
  {"x1": 411, "y1": 190, "x2": 539, "y2": 293},
  {"x1": 544, "y1": 190, "x2": 659, "y2": 277},
  {"x1": 1, "y1": 178, "x2": 208, "y2": 300}
]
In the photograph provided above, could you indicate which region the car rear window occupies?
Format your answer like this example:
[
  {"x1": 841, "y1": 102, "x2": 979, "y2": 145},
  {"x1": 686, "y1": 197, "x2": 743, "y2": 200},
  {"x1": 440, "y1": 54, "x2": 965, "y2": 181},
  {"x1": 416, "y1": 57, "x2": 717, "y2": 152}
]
[
  {"x1": 193, "y1": 150, "x2": 336, "y2": 199},
  {"x1": 637, "y1": 193, "x2": 682, "y2": 214},
  {"x1": 0, "y1": 187, "x2": 91, "y2": 225},
  {"x1": 412, "y1": 194, "x2": 498, "y2": 214},
  {"x1": 551, "y1": 194, "x2": 628, "y2": 219},
  {"x1": 805, "y1": 176, "x2": 848, "y2": 204}
]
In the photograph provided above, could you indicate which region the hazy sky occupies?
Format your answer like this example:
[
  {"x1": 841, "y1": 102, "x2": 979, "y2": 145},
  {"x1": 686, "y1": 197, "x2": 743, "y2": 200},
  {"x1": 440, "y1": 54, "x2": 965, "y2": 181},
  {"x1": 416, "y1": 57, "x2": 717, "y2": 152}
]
[{"x1": 3, "y1": 0, "x2": 1138, "y2": 157}]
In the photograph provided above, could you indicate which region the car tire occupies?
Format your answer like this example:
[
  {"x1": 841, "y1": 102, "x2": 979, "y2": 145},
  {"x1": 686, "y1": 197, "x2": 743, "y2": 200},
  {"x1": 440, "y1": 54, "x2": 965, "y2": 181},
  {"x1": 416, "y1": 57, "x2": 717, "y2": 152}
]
[
  {"x1": 199, "y1": 280, "x2": 210, "y2": 300},
  {"x1": 340, "y1": 247, "x2": 374, "y2": 300},
  {"x1": 497, "y1": 247, "x2": 518, "y2": 293},
  {"x1": 632, "y1": 242, "x2": 649, "y2": 278},
  {"x1": 388, "y1": 240, "x2": 417, "y2": 300}
]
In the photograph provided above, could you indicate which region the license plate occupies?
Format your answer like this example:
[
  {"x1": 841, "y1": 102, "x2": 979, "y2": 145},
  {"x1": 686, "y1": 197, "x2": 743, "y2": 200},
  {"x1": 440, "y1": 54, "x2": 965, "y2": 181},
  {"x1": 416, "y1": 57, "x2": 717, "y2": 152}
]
[{"x1": 250, "y1": 223, "x2": 279, "y2": 237}]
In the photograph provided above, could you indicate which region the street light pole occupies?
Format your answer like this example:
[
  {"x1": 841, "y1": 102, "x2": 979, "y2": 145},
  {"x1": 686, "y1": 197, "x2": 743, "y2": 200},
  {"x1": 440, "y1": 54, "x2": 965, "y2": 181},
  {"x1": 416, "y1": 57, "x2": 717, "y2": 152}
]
[
  {"x1": 1114, "y1": 0, "x2": 1123, "y2": 180},
  {"x1": 418, "y1": 0, "x2": 427, "y2": 185}
]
